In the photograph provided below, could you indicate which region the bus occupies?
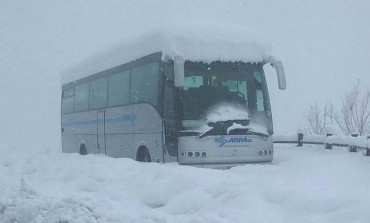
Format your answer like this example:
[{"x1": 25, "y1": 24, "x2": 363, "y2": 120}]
[{"x1": 61, "y1": 25, "x2": 286, "y2": 168}]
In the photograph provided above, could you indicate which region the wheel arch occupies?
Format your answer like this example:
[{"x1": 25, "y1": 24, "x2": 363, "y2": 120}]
[
  {"x1": 136, "y1": 145, "x2": 151, "y2": 162},
  {"x1": 79, "y1": 142, "x2": 88, "y2": 155}
]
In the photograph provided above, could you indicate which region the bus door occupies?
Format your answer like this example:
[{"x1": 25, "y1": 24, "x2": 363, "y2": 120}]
[{"x1": 97, "y1": 110, "x2": 106, "y2": 154}]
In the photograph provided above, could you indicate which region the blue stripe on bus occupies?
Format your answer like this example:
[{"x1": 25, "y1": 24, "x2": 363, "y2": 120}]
[{"x1": 62, "y1": 112, "x2": 137, "y2": 126}]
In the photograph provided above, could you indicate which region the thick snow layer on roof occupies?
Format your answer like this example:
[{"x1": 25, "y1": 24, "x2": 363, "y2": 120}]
[{"x1": 61, "y1": 22, "x2": 273, "y2": 85}]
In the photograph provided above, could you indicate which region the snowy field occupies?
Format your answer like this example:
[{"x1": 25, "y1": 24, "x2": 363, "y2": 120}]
[{"x1": 1, "y1": 145, "x2": 369, "y2": 223}]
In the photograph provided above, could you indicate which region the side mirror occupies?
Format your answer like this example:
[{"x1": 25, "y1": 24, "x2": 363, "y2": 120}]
[
  {"x1": 270, "y1": 58, "x2": 286, "y2": 90},
  {"x1": 173, "y1": 55, "x2": 185, "y2": 87}
]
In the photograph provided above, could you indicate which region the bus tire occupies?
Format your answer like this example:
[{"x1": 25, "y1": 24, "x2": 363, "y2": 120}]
[
  {"x1": 80, "y1": 144, "x2": 87, "y2": 155},
  {"x1": 136, "y1": 147, "x2": 151, "y2": 162}
]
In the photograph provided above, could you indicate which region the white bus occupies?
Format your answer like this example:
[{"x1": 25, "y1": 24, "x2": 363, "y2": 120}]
[{"x1": 61, "y1": 25, "x2": 286, "y2": 168}]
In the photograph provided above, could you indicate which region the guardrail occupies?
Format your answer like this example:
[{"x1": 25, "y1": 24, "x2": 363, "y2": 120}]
[{"x1": 274, "y1": 133, "x2": 370, "y2": 156}]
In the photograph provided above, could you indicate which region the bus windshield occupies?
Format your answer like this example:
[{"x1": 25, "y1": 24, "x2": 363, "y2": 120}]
[{"x1": 181, "y1": 61, "x2": 270, "y2": 132}]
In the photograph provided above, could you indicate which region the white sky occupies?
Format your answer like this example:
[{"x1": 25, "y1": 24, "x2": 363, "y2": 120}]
[{"x1": 1, "y1": 0, "x2": 369, "y2": 149}]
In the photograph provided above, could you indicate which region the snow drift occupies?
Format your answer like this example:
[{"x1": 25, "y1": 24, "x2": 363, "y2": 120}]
[{"x1": 1, "y1": 144, "x2": 370, "y2": 223}]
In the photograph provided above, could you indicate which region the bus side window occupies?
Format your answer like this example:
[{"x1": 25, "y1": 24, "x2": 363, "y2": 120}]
[
  {"x1": 62, "y1": 88, "x2": 74, "y2": 114},
  {"x1": 254, "y1": 71, "x2": 265, "y2": 112},
  {"x1": 164, "y1": 83, "x2": 178, "y2": 155},
  {"x1": 130, "y1": 62, "x2": 159, "y2": 105},
  {"x1": 74, "y1": 83, "x2": 89, "y2": 112},
  {"x1": 62, "y1": 97, "x2": 74, "y2": 114},
  {"x1": 164, "y1": 61, "x2": 174, "y2": 81},
  {"x1": 183, "y1": 76, "x2": 203, "y2": 90},
  {"x1": 108, "y1": 70, "x2": 130, "y2": 107},
  {"x1": 90, "y1": 78, "x2": 108, "y2": 109},
  {"x1": 256, "y1": 90, "x2": 265, "y2": 111},
  {"x1": 164, "y1": 85, "x2": 176, "y2": 130}
]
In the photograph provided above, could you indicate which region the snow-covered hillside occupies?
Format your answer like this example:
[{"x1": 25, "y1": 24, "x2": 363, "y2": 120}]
[{"x1": 1, "y1": 145, "x2": 369, "y2": 223}]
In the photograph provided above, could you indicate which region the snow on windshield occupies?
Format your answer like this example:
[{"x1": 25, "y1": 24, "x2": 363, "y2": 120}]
[
  {"x1": 61, "y1": 21, "x2": 273, "y2": 84},
  {"x1": 206, "y1": 103, "x2": 249, "y2": 123},
  {"x1": 204, "y1": 104, "x2": 269, "y2": 136}
]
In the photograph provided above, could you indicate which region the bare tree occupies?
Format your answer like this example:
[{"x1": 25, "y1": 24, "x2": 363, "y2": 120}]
[
  {"x1": 333, "y1": 81, "x2": 370, "y2": 136},
  {"x1": 304, "y1": 102, "x2": 334, "y2": 135}
]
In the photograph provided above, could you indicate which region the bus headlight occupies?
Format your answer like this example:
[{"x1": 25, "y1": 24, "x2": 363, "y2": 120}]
[{"x1": 181, "y1": 151, "x2": 206, "y2": 158}]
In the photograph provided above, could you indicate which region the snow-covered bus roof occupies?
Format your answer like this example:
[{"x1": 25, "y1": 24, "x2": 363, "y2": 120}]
[{"x1": 61, "y1": 22, "x2": 273, "y2": 85}]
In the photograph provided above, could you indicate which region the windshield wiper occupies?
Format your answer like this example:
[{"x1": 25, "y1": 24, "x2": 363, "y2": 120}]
[
  {"x1": 198, "y1": 127, "x2": 214, "y2": 139},
  {"x1": 228, "y1": 123, "x2": 270, "y2": 137},
  {"x1": 198, "y1": 120, "x2": 249, "y2": 139}
]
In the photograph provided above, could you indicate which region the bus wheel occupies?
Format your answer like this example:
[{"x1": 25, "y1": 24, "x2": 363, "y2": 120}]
[
  {"x1": 80, "y1": 144, "x2": 87, "y2": 155},
  {"x1": 137, "y1": 147, "x2": 151, "y2": 162}
]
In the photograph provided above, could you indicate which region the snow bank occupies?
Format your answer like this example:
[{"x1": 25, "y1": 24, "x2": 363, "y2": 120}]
[
  {"x1": 275, "y1": 133, "x2": 369, "y2": 149},
  {"x1": 273, "y1": 134, "x2": 298, "y2": 142},
  {"x1": 1, "y1": 144, "x2": 370, "y2": 223},
  {"x1": 61, "y1": 21, "x2": 273, "y2": 84}
]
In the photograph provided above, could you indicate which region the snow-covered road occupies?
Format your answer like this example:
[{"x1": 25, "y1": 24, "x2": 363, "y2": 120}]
[{"x1": 1, "y1": 145, "x2": 369, "y2": 223}]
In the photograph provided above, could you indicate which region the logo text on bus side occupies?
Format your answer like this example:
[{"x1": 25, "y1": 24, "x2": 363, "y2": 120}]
[{"x1": 215, "y1": 136, "x2": 252, "y2": 147}]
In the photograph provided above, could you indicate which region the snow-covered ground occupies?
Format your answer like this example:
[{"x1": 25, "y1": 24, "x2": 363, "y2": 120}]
[{"x1": 1, "y1": 144, "x2": 369, "y2": 223}]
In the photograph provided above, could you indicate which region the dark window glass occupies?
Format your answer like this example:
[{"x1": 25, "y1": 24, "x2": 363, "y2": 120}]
[
  {"x1": 108, "y1": 70, "x2": 130, "y2": 106},
  {"x1": 74, "y1": 83, "x2": 89, "y2": 112},
  {"x1": 164, "y1": 61, "x2": 174, "y2": 81},
  {"x1": 164, "y1": 85, "x2": 175, "y2": 127},
  {"x1": 254, "y1": 71, "x2": 265, "y2": 111},
  {"x1": 62, "y1": 88, "x2": 74, "y2": 114},
  {"x1": 164, "y1": 84, "x2": 178, "y2": 156},
  {"x1": 130, "y1": 62, "x2": 159, "y2": 105},
  {"x1": 90, "y1": 78, "x2": 108, "y2": 109}
]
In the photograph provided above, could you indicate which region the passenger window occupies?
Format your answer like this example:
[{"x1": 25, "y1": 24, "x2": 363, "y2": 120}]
[
  {"x1": 254, "y1": 71, "x2": 262, "y2": 83},
  {"x1": 254, "y1": 70, "x2": 265, "y2": 111},
  {"x1": 184, "y1": 76, "x2": 203, "y2": 90},
  {"x1": 108, "y1": 70, "x2": 130, "y2": 106},
  {"x1": 164, "y1": 85, "x2": 175, "y2": 124},
  {"x1": 222, "y1": 80, "x2": 248, "y2": 102},
  {"x1": 90, "y1": 78, "x2": 108, "y2": 109},
  {"x1": 62, "y1": 88, "x2": 74, "y2": 114},
  {"x1": 164, "y1": 62, "x2": 174, "y2": 81},
  {"x1": 74, "y1": 83, "x2": 89, "y2": 112},
  {"x1": 130, "y1": 62, "x2": 159, "y2": 105},
  {"x1": 256, "y1": 89, "x2": 265, "y2": 111},
  {"x1": 164, "y1": 84, "x2": 178, "y2": 155},
  {"x1": 237, "y1": 81, "x2": 248, "y2": 100}
]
